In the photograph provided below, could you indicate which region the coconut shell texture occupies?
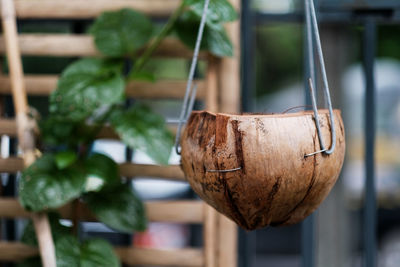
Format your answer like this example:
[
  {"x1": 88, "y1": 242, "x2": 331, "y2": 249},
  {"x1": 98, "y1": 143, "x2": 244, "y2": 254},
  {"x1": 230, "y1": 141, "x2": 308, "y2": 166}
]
[{"x1": 181, "y1": 110, "x2": 345, "y2": 231}]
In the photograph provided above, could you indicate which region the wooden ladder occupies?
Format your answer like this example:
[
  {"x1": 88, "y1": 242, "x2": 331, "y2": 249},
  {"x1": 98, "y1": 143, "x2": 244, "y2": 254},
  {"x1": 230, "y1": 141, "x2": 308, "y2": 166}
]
[{"x1": 0, "y1": 0, "x2": 240, "y2": 266}]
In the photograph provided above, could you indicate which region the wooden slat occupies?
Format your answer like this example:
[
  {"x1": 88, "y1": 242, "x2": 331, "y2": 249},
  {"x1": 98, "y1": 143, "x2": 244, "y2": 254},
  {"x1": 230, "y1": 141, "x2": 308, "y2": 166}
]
[
  {"x1": 0, "y1": 157, "x2": 24, "y2": 173},
  {"x1": 204, "y1": 205, "x2": 217, "y2": 267},
  {"x1": 126, "y1": 80, "x2": 206, "y2": 100},
  {"x1": 203, "y1": 31, "x2": 219, "y2": 267},
  {"x1": 0, "y1": 242, "x2": 38, "y2": 262},
  {"x1": 97, "y1": 125, "x2": 178, "y2": 140},
  {"x1": 0, "y1": 34, "x2": 205, "y2": 58},
  {"x1": 0, "y1": 120, "x2": 179, "y2": 142},
  {"x1": 0, "y1": 242, "x2": 203, "y2": 267},
  {"x1": 0, "y1": 198, "x2": 31, "y2": 218},
  {"x1": 14, "y1": 0, "x2": 181, "y2": 18},
  {"x1": 116, "y1": 247, "x2": 203, "y2": 267},
  {"x1": 98, "y1": 125, "x2": 177, "y2": 140},
  {"x1": 0, "y1": 75, "x2": 57, "y2": 96},
  {"x1": 216, "y1": 1, "x2": 240, "y2": 266},
  {"x1": 217, "y1": 215, "x2": 238, "y2": 267},
  {"x1": 0, "y1": 75, "x2": 206, "y2": 99},
  {"x1": 0, "y1": 198, "x2": 204, "y2": 223},
  {"x1": 206, "y1": 55, "x2": 219, "y2": 112},
  {"x1": 0, "y1": 34, "x2": 98, "y2": 56},
  {"x1": 219, "y1": 1, "x2": 241, "y2": 114},
  {"x1": 119, "y1": 163, "x2": 185, "y2": 181},
  {"x1": 145, "y1": 201, "x2": 203, "y2": 223},
  {"x1": 60, "y1": 200, "x2": 203, "y2": 223},
  {"x1": 0, "y1": 118, "x2": 17, "y2": 135},
  {"x1": 0, "y1": 157, "x2": 184, "y2": 180},
  {"x1": 3, "y1": 0, "x2": 57, "y2": 264}
]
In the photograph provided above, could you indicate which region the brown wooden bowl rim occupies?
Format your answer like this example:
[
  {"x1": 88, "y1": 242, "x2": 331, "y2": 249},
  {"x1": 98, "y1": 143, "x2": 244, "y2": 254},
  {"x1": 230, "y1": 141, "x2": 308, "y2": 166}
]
[{"x1": 190, "y1": 109, "x2": 342, "y2": 119}]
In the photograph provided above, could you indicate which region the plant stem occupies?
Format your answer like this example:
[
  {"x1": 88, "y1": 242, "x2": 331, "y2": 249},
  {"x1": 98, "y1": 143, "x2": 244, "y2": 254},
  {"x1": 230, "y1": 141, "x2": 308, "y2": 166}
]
[{"x1": 129, "y1": 1, "x2": 186, "y2": 76}]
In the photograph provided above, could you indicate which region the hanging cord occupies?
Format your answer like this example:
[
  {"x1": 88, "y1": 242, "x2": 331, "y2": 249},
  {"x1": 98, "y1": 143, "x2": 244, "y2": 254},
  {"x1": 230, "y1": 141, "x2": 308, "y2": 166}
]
[
  {"x1": 175, "y1": 0, "x2": 210, "y2": 155},
  {"x1": 281, "y1": 105, "x2": 313, "y2": 114},
  {"x1": 304, "y1": 0, "x2": 336, "y2": 157}
]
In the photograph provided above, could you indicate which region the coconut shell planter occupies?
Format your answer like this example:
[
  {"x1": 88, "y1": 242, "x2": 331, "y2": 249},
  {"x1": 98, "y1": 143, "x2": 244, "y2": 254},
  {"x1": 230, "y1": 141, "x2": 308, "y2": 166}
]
[{"x1": 180, "y1": 109, "x2": 345, "y2": 231}]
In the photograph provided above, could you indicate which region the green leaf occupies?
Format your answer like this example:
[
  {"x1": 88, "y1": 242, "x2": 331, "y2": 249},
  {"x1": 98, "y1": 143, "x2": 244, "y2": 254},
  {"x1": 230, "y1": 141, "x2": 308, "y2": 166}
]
[
  {"x1": 55, "y1": 235, "x2": 81, "y2": 267},
  {"x1": 110, "y1": 104, "x2": 173, "y2": 165},
  {"x1": 184, "y1": 0, "x2": 238, "y2": 24},
  {"x1": 21, "y1": 213, "x2": 71, "y2": 247},
  {"x1": 89, "y1": 8, "x2": 154, "y2": 57},
  {"x1": 20, "y1": 219, "x2": 120, "y2": 267},
  {"x1": 56, "y1": 236, "x2": 120, "y2": 267},
  {"x1": 204, "y1": 23, "x2": 233, "y2": 57},
  {"x1": 129, "y1": 71, "x2": 156, "y2": 82},
  {"x1": 80, "y1": 239, "x2": 120, "y2": 267},
  {"x1": 40, "y1": 116, "x2": 77, "y2": 146},
  {"x1": 20, "y1": 221, "x2": 38, "y2": 246},
  {"x1": 85, "y1": 183, "x2": 147, "y2": 233},
  {"x1": 40, "y1": 115, "x2": 98, "y2": 147},
  {"x1": 175, "y1": 11, "x2": 233, "y2": 57},
  {"x1": 55, "y1": 151, "x2": 77, "y2": 169},
  {"x1": 19, "y1": 154, "x2": 86, "y2": 212},
  {"x1": 50, "y1": 58, "x2": 125, "y2": 121},
  {"x1": 84, "y1": 153, "x2": 119, "y2": 192}
]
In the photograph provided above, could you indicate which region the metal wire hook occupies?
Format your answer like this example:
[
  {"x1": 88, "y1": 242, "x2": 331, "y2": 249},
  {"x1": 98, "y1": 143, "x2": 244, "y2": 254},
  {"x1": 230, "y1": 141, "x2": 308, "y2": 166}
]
[
  {"x1": 206, "y1": 167, "x2": 242, "y2": 173},
  {"x1": 175, "y1": 83, "x2": 197, "y2": 154},
  {"x1": 281, "y1": 105, "x2": 313, "y2": 114},
  {"x1": 304, "y1": 0, "x2": 336, "y2": 157},
  {"x1": 174, "y1": 0, "x2": 210, "y2": 155},
  {"x1": 186, "y1": 84, "x2": 197, "y2": 121}
]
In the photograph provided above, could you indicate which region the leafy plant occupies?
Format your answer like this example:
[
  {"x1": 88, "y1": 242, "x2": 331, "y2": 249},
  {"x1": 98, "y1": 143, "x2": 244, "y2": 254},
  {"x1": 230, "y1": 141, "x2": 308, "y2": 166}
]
[
  {"x1": 18, "y1": 0, "x2": 237, "y2": 266},
  {"x1": 19, "y1": 214, "x2": 120, "y2": 267}
]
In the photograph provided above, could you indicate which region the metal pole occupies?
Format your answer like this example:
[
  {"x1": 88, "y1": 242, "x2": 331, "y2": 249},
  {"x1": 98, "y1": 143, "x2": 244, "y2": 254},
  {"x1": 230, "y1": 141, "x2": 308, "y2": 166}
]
[
  {"x1": 241, "y1": 0, "x2": 255, "y2": 112},
  {"x1": 363, "y1": 18, "x2": 377, "y2": 267},
  {"x1": 238, "y1": 229, "x2": 256, "y2": 267},
  {"x1": 239, "y1": 1, "x2": 257, "y2": 267},
  {"x1": 302, "y1": 215, "x2": 316, "y2": 267}
]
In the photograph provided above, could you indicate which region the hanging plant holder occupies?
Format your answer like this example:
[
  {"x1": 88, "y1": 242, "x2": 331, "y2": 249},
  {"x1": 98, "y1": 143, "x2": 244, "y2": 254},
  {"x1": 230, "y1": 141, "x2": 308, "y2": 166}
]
[
  {"x1": 175, "y1": 0, "x2": 345, "y2": 230},
  {"x1": 180, "y1": 109, "x2": 345, "y2": 230}
]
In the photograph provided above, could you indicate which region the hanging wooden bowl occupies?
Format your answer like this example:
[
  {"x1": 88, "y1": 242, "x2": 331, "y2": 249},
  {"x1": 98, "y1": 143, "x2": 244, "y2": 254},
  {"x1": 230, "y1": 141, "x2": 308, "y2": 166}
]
[{"x1": 180, "y1": 109, "x2": 345, "y2": 230}]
